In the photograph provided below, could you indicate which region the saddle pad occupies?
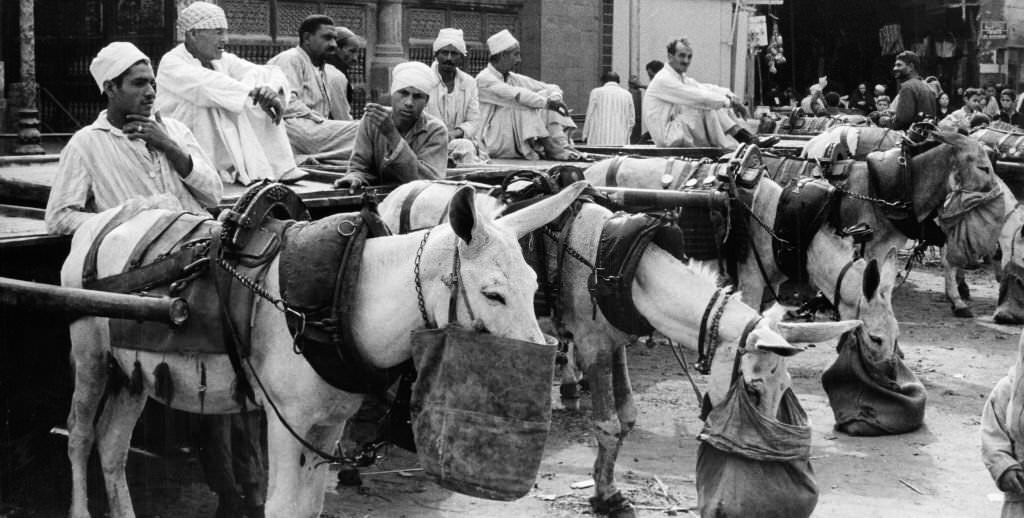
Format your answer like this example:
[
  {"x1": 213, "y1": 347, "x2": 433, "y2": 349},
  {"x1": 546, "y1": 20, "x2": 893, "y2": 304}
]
[
  {"x1": 763, "y1": 156, "x2": 819, "y2": 185},
  {"x1": 590, "y1": 212, "x2": 684, "y2": 336},
  {"x1": 772, "y1": 178, "x2": 836, "y2": 283},
  {"x1": 280, "y1": 210, "x2": 404, "y2": 393},
  {"x1": 108, "y1": 214, "x2": 229, "y2": 354},
  {"x1": 972, "y1": 127, "x2": 1024, "y2": 161}
]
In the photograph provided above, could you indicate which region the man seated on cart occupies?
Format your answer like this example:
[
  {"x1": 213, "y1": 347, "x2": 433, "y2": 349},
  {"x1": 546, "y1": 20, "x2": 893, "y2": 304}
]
[
  {"x1": 644, "y1": 37, "x2": 769, "y2": 149},
  {"x1": 45, "y1": 41, "x2": 221, "y2": 236},
  {"x1": 333, "y1": 61, "x2": 448, "y2": 190}
]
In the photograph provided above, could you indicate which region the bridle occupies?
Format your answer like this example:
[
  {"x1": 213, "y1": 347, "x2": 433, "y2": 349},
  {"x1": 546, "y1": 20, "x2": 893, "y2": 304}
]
[
  {"x1": 694, "y1": 285, "x2": 763, "y2": 376},
  {"x1": 414, "y1": 227, "x2": 476, "y2": 329}
]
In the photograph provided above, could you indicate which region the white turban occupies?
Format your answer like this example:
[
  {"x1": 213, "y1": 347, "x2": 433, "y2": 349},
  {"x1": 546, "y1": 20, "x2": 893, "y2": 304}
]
[
  {"x1": 487, "y1": 29, "x2": 518, "y2": 56},
  {"x1": 433, "y1": 28, "x2": 467, "y2": 55},
  {"x1": 89, "y1": 42, "x2": 150, "y2": 93},
  {"x1": 178, "y1": 1, "x2": 228, "y2": 33},
  {"x1": 390, "y1": 61, "x2": 437, "y2": 95}
]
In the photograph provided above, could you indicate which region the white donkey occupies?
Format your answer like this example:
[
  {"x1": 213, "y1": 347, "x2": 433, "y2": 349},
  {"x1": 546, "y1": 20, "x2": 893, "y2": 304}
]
[
  {"x1": 380, "y1": 181, "x2": 864, "y2": 517},
  {"x1": 62, "y1": 183, "x2": 586, "y2": 518}
]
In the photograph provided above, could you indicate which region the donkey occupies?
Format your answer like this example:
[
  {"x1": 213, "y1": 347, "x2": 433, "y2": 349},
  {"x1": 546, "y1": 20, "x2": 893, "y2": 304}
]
[
  {"x1": 802, "y1": 125, "x2": 903, "y2": 160},
  {"x1": 380, "y1": 181, "x2": 863, "y2": 517},
  {"x1": 585, "y1": 156, "x2": 921, "y2": 435},
  {"x1": 62, "y1": 183, "x2": 586, "y2": 518},
  {"x1": 585, "y1": 155, "x2": 898, "y2": 345},
  {"x1": 801, "y1": 131, "x2": 1015, "y2": 317}
]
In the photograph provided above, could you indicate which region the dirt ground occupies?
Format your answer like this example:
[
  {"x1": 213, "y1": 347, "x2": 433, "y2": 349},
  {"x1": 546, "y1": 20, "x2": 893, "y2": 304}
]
[{"x1": 2, "y1": 257, "x2": 1018, "y2": 518}]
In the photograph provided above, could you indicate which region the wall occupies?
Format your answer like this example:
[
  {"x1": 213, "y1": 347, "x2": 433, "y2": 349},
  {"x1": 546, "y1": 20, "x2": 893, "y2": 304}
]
[
  {"x1": 538, "y1": 0, "x2": 604, "y2": 110},
  {"x1": 612, "y1": 0, "x2": 747, "y2": 99}
]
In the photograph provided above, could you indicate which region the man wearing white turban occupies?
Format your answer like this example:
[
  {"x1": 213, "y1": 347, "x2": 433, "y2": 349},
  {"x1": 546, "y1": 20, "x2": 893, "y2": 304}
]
[
  {"x1": 334, "y1": 61, "x2": 448, "y2": 189},
  {"x1": 268, "y1": 15, "x2": 359, "y2": 165},
  {"x1": 155, "y1": 1, "x2": 304, "y2": 184},
  {"x1": 645, "y1": 38, "x2": 763, "y2": 149},
  {"x1": 45, "y1": 42, "x2": 221, "y2": 235},
  {"x1": 476, "y1": 29, "x2": 579, "y2": 160},
  {"x1": 424, "y1": 28, "x2": 488, "y2": 166}
]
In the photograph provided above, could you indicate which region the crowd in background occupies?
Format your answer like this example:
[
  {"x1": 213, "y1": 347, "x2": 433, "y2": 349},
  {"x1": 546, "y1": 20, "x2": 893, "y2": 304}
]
[{"x1": 766, "y1": 77, "x2": 1024, "y2": 132}]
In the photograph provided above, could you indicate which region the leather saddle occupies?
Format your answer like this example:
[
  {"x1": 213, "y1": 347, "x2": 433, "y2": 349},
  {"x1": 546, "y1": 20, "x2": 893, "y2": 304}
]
[{"x1": 589, "y1": 211, "x2": 684, "y2": 336}]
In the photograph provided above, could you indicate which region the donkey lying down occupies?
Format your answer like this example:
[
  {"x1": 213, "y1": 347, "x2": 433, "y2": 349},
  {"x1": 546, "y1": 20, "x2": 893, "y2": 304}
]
[
  {"x1": 62, "y1": 183, "x2": 587, "y2": 518},
  {"x1": 380, "y1": 180, "x2": 864, "y2": 517}
]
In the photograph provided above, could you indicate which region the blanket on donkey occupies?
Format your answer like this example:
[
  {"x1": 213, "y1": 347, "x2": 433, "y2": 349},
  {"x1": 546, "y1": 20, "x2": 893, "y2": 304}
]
[
  {"x1": 821, "y1": 331, "x2": 926, "y2": 436},
  {"x1": 697, "y1": 383, "x2": 817, "y2": 518},
  {"x1": 103, "y1": 213, "x2": 229, "y2": 355}
]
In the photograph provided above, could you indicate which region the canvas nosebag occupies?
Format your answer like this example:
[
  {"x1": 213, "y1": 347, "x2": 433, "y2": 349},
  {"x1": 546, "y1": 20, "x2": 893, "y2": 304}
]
[
  {"x1": 821, "y1": 330, "x2": 926, "y2": 436},
  {"x1": 697, "y1": 380, "x2": 818, "y2": 518},
  {"x1": 408, "y1": 232, "x2": 556, "y2": 501}
]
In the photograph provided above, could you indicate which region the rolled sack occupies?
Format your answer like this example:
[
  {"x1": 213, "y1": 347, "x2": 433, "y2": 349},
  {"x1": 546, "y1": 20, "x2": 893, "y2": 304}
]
[{"x1": 994, "y1": 263, "x2": 1024, "y2": 325}]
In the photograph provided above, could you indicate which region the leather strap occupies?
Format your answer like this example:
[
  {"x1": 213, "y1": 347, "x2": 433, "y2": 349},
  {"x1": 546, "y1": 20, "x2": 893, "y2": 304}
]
[
  {"x1": 730, "y1": 317, "x2": 763, "y2": 385},
  {"x1": 605, "y1": 156, "x2": 624, "y2": 187},
  {"x1": 832, "y1": 259, "x2": 857, "y2": 311},
  {"x1": 88, "y1": 244, "x2": 208, "y2": 294},
  {"x1": 82, "y1": 206, "x2": 146, "y2": 288},
  {"x1": 125, "y1": 212, "x2": 188, "y2": 270},
  {"x1": 399, "y1": 182, "x2": 433, "y2": 234}
]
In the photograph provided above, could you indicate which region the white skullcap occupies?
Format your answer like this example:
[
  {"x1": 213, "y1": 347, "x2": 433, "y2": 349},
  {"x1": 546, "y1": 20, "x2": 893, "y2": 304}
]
[
  {"x1": 487, "y1": 29, "x2": 518, "y2": 56},
  {"x1": 390, "y1": 61, "x2": 437, "y2": 95},
  {"x1": 89, "y1": 42, "x2": 150, "y2": 93},
  {"x1": 433, "y1": 28, "x2": 467, "y2": 55},
  {"x1": 178, "y1": 1, "x2": 228, "y2": 33}
]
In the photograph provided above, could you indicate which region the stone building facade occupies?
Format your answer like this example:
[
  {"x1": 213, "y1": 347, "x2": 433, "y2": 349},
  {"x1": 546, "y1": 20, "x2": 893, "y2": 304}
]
[{"x1": 1, "y1": 0, "x2": 612, "y2": 132}]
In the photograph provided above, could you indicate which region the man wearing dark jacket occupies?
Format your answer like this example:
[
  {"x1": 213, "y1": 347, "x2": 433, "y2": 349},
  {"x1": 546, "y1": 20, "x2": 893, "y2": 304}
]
[{"x1": 890, "y1": 51, "x2": 936, "y2": 130}]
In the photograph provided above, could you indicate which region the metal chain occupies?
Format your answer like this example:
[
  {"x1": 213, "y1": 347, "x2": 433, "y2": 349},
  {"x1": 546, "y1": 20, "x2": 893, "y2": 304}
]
[
  {"x1": 733, "y1": 196, "x2": 791, "y2": 245},
  {"x1": 699, "y1": 286, "x2": 734, "y2": 374},
  {"x1": 214, "y1": 256, "x2": 307, "y2": 343},
  {"x1": 832, "y1": 185, "x2": 911, "y2": 210},
  {"x1": 414, "y1": 228, "x2": 433, "y2": 326},
  {"x1": 542, "y1": 225, "x2": 595, "y2": 271}
]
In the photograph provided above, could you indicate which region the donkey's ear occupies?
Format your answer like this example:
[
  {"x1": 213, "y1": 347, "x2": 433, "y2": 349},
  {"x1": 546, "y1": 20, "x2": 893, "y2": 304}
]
[
  {"x1": 498, "y1": 181, "x2": 589, "y2": 239},
  {"x1": 863, "y1": 258, "x2": 880, "y2": 300},
  {"x1": 775, "y1": 319, "x2": 862, "y2": 344},
  {"x1": 449, "y1": 186, "x2": 478, "y2": 244}
]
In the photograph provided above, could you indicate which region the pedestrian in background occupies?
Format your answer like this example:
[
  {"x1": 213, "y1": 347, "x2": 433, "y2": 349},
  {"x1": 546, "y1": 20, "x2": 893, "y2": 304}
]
[{"x1": 583, "y1": 71, "x2": 634, "y2": 146}]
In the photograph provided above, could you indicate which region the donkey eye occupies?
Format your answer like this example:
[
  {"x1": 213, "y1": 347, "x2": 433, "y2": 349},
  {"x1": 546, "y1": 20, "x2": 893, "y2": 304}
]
[{"x1": 483, "y1": 291, "x2": 506, "y2": 305}]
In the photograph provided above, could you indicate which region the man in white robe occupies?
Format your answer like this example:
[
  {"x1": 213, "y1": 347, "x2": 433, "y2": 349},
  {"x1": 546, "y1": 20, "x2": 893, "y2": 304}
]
[
  {"x1": 46, "y1": 42, "x2": 221, "y2": 236},
  {"x1": 155, "y1": 1, "x2": 303, "y2": 184},
  {"x1": 425, "y1": 28, "x2": 488, "y2": 166},
  {"x1": 583, "y1": 71, "x2": 634, "y2": 146},
  {"x1": 476, "y1": 29, "x2": 578, "y2": 161},
  {"x1": 644, "y1": 37, "x2": 762, "y2": 149},
  {"x1": 268, "y1": 15, "x2": 359, "y2": 165}
]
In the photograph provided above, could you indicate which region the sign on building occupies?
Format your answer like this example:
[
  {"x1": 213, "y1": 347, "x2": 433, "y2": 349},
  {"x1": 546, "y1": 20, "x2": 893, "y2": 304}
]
[
  {"x1": 982, "y1": 21, "x2": 1008, "y2": 40},
  {"x1": 748, "y1": 15, "x2": 768, "y2": 47}
]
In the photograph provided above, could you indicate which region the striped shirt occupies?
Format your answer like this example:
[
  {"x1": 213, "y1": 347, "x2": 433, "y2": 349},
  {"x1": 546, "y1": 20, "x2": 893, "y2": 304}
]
[
  {"x1": 45, "y1": 111, "x2": 222, "y2": 235},
  {"x1": 583, "y1": 82, "x2": 635, "y2": 146}
]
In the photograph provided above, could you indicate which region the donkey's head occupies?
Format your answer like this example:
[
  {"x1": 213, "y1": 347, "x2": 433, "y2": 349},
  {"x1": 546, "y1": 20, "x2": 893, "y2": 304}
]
[
  {"x1": 429, "y1": 182, "x2": 587, "y2": 343},
  {"x1": 807, "y1": 224, "x2": 900, "y2": 364},
  {"x1": 725, "y1": 310, "x2": 861, "y2": 417},
  {"x1": 932, "y1": 130, "x2": 998, "y2": 193}
]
